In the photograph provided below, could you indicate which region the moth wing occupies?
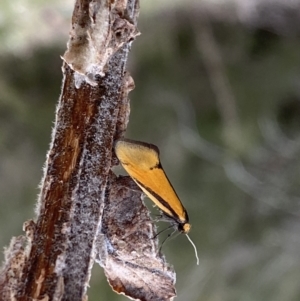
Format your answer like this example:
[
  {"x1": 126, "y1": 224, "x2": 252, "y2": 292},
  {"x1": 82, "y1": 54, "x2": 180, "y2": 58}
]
[{"x1": 115, "y1": 139, "x2": 186, "y2": 221}]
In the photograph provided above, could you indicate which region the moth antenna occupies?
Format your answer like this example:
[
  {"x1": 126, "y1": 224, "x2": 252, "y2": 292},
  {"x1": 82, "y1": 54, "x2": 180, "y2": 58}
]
[{"x1": 186, "y1": 234, "x2": 199, "y2": 265}]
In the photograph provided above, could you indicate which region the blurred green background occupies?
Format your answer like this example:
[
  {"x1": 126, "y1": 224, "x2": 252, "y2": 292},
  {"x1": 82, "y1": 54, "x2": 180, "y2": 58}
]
[{"x1": 1, "y1": 0, "x2": 300, "y2": 300}]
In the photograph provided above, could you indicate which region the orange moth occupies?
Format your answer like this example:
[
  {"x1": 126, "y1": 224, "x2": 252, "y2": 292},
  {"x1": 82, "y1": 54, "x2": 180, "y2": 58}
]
[{"x1": 114, "y1": 138, "x2": 199, "y2": 265}]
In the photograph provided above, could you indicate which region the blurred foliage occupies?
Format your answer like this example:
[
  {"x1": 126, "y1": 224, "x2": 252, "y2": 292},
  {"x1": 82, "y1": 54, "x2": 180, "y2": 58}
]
[{"x1": 1, "y1": 1, "x2": 300, "y2": 301}]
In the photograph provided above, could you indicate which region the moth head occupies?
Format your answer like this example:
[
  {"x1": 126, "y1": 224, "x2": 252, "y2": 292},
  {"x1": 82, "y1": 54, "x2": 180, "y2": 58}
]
[{"x1": 178, "y1": 222, "x2": 191, "y2": 234}]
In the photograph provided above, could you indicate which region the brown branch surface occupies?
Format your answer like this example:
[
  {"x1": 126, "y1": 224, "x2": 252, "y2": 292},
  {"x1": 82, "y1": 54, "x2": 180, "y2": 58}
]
[
  {"x1": 0, "y1": 1, "x2": 176, "y2": 301},
  {"x1": 98, "y1": 174, "x2": 176, "y2": 301}
]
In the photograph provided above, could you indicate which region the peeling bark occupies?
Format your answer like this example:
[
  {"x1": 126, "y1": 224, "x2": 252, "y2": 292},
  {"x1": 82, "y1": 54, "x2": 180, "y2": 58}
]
[
  {"x1": 0, "y1": 0, "x2": 176, "y2": 301},
  {"x1": 97, "y1": 174, "x2": 176, "y2": 301}
]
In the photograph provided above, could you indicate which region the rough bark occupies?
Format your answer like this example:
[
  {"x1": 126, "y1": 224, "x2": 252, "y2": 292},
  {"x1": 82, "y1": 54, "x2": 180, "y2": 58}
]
[{"x1": 0, "y1": 1, "x2": 176, "y2": 300}]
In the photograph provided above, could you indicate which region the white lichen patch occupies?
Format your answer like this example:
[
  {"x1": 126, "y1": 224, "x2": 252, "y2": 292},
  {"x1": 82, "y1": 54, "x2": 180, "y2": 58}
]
[{"x1": 63, "y1": 0, "x2": 139, "y2": 84}]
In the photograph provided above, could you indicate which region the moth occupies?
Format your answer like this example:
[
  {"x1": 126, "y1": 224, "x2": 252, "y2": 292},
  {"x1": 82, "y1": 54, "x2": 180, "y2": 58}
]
[{"x1": 114, "y1": 138, "x2": 199, "y2": 264}]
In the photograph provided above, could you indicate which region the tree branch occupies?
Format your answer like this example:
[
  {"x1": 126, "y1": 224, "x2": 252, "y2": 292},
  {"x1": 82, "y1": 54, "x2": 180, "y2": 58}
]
[{"x1": 0, "y1": 1, "x2": 176, "y2": 300}]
